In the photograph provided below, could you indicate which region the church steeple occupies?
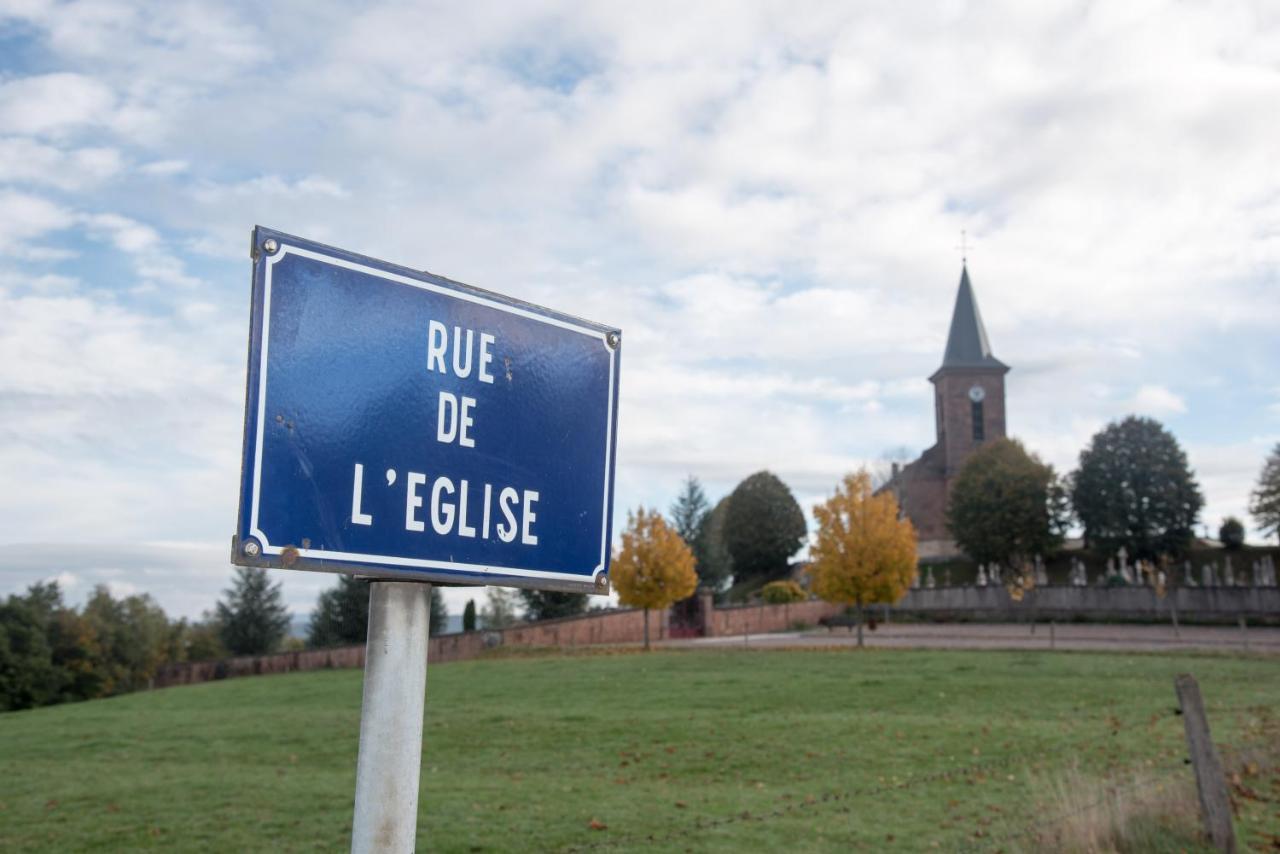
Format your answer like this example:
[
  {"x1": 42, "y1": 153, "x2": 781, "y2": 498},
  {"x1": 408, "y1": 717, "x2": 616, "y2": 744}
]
[{"x1": 931, "y1": 264, "x2": 1008, "y2": 380}]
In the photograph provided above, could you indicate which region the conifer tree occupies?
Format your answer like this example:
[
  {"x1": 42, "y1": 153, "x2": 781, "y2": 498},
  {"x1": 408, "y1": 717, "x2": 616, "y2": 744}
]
[
  {"x1": 216, "y1": 567, "x2": 291, "y2": 656},
  {"x1": 307, "y1": 575, "x2": 370, "y2": 648},
  {"x1": 669, "y1": 475, "x2": 710, "y2": 545},
  {"x1": 1251, "y1": 443, "x2": 1280, "y2": 543},
  {"x1": 429, "y1": 587, "x2": 447, "y2": 635}
]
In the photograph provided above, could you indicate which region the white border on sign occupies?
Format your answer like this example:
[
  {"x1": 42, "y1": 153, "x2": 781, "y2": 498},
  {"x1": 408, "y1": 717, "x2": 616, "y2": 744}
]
[{"x1": 248, "y1": 244, "x2": 616, "y2": 583}]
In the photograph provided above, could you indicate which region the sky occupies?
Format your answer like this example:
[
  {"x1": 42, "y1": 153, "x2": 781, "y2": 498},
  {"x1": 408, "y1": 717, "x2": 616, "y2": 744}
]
[{"x1": 1, "y1": 0, "x2": 1278, "y2": 622}]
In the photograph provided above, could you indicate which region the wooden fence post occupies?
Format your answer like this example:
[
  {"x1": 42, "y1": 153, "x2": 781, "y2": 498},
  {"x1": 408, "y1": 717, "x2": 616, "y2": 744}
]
[{"x1": 1174, "y1": 674, "x2": 1236, "y2": 853}]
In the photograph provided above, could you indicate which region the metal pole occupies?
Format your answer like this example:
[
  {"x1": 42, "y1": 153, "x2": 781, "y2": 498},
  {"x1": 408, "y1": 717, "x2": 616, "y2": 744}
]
[{"x1": 352, "y1": 581, "x2": 432, "y2": 854}]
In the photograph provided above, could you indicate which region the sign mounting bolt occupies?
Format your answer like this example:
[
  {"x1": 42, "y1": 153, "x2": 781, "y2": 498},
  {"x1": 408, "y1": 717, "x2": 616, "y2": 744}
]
[
  {"x1": 606, "y1": 332, "x2": 620, "y2": 349},
  {"x1": 243, "y1": 540, "x2": 261, "y2": 557},
  {"x1": 262, "y1": 238, "x2": 279, "y2": 255}
]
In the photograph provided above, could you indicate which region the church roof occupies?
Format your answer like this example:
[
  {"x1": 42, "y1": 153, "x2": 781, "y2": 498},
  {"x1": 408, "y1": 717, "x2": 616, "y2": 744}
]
[{"x1": 931, "y1": 265, "x2": 1008, "y2": 378}]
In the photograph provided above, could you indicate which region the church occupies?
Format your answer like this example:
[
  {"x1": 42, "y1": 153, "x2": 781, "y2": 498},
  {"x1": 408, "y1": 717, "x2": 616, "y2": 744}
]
[{"x1": 879, "y1": 265, "x2": 1009, "y2": 559}]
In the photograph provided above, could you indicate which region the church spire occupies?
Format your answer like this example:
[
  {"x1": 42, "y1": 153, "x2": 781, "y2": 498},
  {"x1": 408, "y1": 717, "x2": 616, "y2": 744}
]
[{"x1": 932, "y1": 264, "x2": 1008, "y2": 377}]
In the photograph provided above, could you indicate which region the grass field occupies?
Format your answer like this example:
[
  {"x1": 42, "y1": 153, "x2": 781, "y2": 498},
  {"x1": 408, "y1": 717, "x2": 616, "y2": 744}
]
[{"x1": 2, "y1": 648, "x2": 1278, "y2": 852}]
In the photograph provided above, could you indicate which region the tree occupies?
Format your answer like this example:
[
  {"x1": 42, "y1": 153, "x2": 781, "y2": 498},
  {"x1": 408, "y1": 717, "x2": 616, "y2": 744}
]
[
  {"x1": 760, "y1": 580, "x2": 807, "y2": 604},
  {"x1": 670, "y1": 475, "x2": 710, "y2": 545},
  {"x1": 307, "y1": 576, "x2": 370, "y2": 648},
  {"x1": 480, "y1": 587, "x2": 521, "y2": 629},
  {"x1": 182, "y1": 614, "x2": 228, "y2": 661},
  {"x1": 309, "y1": 577, "x2": 445, "y2": 642},
  {"x1": 1250, "y1": 443, "x2": 1280, "y2": 543},
  {"x1": 723, "y1": 471, "x2": 807, "y2": 585},
  {"x1": 216, "y1": 567, "x2": 291, "y2": 656},
  {"x1": 81, "y1": 586, "x2": 171, "y2": 694},
  {"x1": 518, "y1": 590, "x2": 588, "y2": 621},
  {"x1": 1070, "y1": 416, "x2": 1203, "y2": 560},
  {"x1": 1, "y1": 582, "x2": 191, "y2": 710},
  {"x1": 809, "y1": 472, "x2": 917, "y2": 647},
  {"x1": 1218, "y1": 517, "x2": 1245, "y2": 551},
  {"x1": 947, "y1": 438, "x2": 1066, "y2": 568},
  {"x1": 0, "y1": 589, "x2": 61, "y2": 711},
  {"x1": 612, "y1": 508, "x2": 698, "y2": 649},
  {"x1": 692, "y1": 496, "x2": 734, "y2": 592},
  {"x1": 429, "y1": 587, "x2": 447, "y2": 635},
  {"x1": 462, "y1": 598, "x2": 477, "y2": 632}
]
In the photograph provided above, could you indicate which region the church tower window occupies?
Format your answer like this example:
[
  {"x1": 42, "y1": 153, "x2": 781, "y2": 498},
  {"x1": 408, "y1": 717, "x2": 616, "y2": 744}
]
[{"x1": 971, "y1": 400, "x2": 984, "y2": 442}]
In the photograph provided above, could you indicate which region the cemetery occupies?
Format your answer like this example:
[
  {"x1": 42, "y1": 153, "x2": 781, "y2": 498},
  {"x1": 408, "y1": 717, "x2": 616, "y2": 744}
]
[{"x1": 899, "y1": 548, "x2": 1280, "y2": 624}]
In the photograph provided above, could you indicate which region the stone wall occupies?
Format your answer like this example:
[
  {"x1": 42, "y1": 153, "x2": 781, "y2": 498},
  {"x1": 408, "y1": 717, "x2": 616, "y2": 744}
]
[{"x1": 895, "y1": 585, "x2": 1280, "y2": 623}]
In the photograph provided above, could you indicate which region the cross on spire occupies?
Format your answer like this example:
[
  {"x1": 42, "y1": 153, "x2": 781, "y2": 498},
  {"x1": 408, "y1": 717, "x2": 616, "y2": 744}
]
[{"x1": 955, "y1": 230, "x2": 973, "y2": 265}]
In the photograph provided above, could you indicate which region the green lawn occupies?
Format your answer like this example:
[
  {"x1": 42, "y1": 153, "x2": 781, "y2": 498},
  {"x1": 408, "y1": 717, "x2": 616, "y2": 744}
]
[{"x1": 1, "y1": 648, "x2": 1277, "y2": 852}]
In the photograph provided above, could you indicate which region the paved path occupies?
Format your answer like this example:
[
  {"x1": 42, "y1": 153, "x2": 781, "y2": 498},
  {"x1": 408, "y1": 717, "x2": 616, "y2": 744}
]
[{"x1": 668, "y1": 621, "x2": 1280, "y2": 654}]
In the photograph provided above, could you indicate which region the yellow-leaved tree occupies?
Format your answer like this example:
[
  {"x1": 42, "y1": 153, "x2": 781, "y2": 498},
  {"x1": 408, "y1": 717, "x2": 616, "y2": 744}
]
[
  {"x1": 612, "y1": 507, "x2": 698, "y2": 650},
  {"x1": 809, "y1": 471, "x2": 918, "y2": 647}
]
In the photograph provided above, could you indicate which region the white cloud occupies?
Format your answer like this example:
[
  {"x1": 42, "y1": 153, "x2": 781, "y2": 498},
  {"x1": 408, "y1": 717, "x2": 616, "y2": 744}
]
[
  {"x1": 0, "y1": 270, "x2": 79, "y2": 293},
  {"x1": 44, "y1": 570, "x2": 79, "y2": 590},
  {"x1": 82, "y1": 212, "x2": 160, "y2": 253},
  {"x1": 1130, "y1": 384, "x2": 1188, "y2": 416},
  {"x1": 0, "y1": 137, "x2": 123, "y2": 188},
  {"x1": 80, "y1": 212, "x2": 201, "y2": 286},
  {"x1": 0, "y1": 190, "x2": 75, "y2": 253},
  {"x1": 0, "y1": 72, "x2": 116, "y2": 135},
  {"x1": 139, "y1": 158, "x2": 188, "y2": 176}
]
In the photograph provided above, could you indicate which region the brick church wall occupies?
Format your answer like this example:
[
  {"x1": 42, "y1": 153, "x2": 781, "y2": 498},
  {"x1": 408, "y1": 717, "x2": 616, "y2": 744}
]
[
  {"x1": 899, "y1": 466, "x2": 949, "y2": 541},
  {"x1": 935, "y1": 371, "x2": 1007, "y2": 477}
]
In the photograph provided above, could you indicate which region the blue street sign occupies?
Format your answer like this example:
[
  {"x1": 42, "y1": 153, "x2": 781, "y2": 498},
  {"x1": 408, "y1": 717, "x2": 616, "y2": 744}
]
[{"x1": 233, "y1": 227, "x2": 620, "y2": 594}]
